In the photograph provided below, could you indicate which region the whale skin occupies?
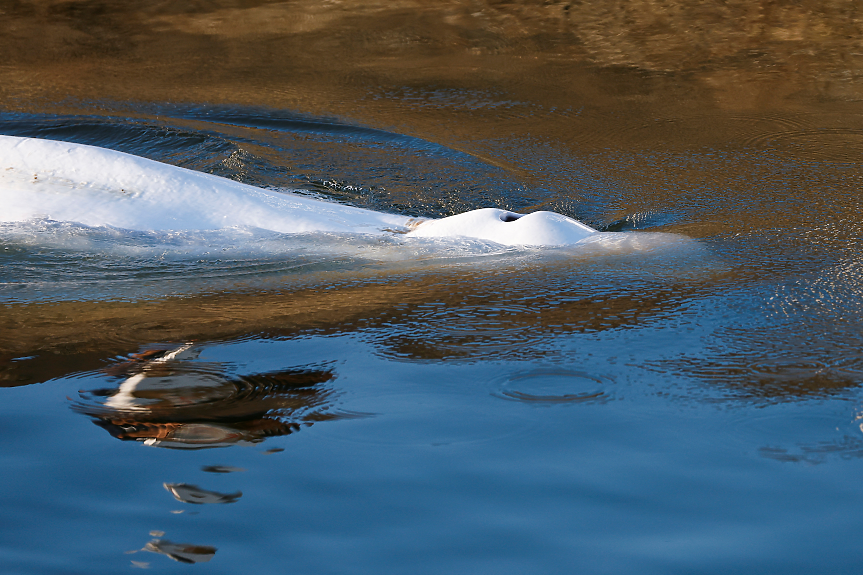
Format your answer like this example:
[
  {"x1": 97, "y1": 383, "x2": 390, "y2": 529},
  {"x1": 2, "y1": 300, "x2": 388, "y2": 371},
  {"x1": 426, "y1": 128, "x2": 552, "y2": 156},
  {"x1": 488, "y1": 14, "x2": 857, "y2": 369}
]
[{"x1": 0, "y1": 135, "x2": 597, "y2": 246}]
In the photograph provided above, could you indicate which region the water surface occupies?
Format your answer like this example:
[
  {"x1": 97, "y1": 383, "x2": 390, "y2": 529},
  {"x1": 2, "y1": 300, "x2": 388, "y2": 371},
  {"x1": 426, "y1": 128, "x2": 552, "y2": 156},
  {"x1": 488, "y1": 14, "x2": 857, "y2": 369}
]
[{"x1": 4, "y1": 2, "x2": 863, "y2": 573}]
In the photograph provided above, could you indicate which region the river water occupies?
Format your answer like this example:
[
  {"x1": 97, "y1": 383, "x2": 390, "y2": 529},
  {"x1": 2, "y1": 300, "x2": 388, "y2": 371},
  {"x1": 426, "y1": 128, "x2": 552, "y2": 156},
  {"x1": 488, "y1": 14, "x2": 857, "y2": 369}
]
[{"x1": 4, "y1": 1, "x2": 863, "y2": 573}]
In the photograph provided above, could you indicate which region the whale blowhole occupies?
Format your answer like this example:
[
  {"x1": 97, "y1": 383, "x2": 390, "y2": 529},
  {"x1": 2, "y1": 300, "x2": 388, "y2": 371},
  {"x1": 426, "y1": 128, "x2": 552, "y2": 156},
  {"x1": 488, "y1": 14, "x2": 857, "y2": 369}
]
[{"x1": 499, "y1": 212, "x2": 523, "y2": 222}]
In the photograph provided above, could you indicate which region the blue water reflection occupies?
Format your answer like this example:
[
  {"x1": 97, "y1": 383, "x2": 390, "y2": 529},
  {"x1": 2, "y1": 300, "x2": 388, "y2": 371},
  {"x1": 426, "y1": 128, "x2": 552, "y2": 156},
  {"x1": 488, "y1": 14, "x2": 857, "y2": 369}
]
[{"x1": 3, "y1": 330, "x2": 863, "y2": 573}]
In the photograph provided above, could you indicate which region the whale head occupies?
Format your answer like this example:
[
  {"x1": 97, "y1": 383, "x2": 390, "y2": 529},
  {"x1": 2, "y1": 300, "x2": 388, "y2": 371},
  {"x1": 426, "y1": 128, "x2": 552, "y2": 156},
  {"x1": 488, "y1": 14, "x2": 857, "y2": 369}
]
[{"x1": 407, "y1": 208, "x2": 596, "y2": 246}]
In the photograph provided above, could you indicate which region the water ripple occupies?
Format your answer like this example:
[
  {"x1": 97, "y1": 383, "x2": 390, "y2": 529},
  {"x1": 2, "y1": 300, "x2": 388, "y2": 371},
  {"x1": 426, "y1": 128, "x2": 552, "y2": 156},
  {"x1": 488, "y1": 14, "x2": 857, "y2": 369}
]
[{"x1": 490, "y1": 369, "x2": 613, "y2": 405}]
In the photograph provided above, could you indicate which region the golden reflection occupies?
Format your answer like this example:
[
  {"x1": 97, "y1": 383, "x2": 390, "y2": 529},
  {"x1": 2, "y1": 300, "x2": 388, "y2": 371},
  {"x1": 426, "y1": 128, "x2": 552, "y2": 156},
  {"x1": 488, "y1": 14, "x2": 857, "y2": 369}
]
[{"x1": 4, "y1": 0, "x2": 863, "y2": 143}]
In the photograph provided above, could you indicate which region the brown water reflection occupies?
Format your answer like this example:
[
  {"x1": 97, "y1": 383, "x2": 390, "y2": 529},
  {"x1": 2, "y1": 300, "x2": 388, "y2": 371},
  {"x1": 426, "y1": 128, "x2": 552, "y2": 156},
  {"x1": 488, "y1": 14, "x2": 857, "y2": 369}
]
[{"x1": 5, "y1": 1, "x2": 863, "y2": 134}]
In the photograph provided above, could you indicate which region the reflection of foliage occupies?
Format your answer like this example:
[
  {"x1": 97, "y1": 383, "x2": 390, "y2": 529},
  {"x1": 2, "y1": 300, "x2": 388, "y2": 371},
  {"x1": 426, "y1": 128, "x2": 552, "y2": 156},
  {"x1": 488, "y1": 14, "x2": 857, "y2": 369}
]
[{"x1": 73, "y1": 346, "x2": 354, "y2": 448}]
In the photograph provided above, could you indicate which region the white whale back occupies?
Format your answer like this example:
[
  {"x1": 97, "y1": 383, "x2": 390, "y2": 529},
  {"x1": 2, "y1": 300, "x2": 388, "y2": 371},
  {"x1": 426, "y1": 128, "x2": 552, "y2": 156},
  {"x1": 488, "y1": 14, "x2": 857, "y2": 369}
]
[
  {"x1": 0, "y1": 135, "x2": 598, "y2": 246},
  {"x1": 0, "y1": 135, "x2": 412, "y2": 235}
]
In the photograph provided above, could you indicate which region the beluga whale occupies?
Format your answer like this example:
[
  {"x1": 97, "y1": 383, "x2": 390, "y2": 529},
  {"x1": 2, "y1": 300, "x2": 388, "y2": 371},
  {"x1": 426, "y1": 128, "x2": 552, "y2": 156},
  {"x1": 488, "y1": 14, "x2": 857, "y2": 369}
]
[{"x1": 0, "y1": 135, "x2": 597, "y2": 246}]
